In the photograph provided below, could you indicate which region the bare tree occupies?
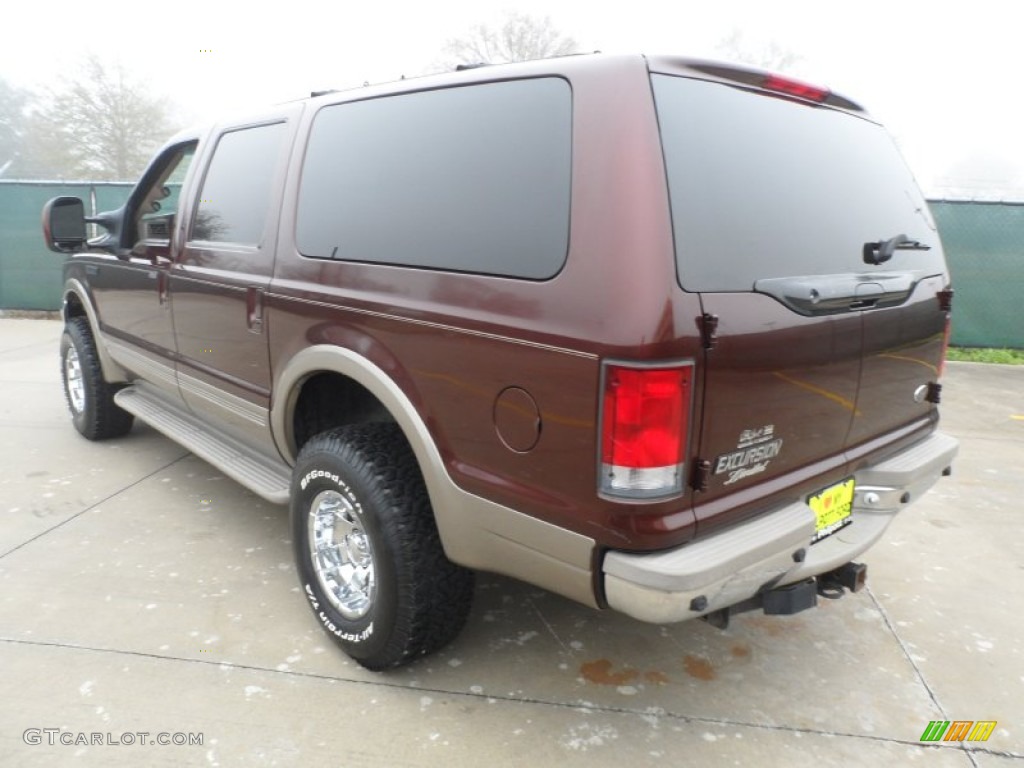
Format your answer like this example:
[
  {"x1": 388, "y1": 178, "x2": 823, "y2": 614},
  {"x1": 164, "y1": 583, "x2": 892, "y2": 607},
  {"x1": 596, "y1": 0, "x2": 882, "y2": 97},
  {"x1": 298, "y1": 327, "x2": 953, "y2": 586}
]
[
  {"x1": 441, "y1": 12, "x2": 578, "y2": 69},
  {"x1": 0, "y1": 78, "x2": 30, "y2": 176},
  {"x1": 19, "y1": 55, "x2": 176, "y2": 180},
  {"x1": 716, "y1": 30, "x2": 802, "y2": 73}
]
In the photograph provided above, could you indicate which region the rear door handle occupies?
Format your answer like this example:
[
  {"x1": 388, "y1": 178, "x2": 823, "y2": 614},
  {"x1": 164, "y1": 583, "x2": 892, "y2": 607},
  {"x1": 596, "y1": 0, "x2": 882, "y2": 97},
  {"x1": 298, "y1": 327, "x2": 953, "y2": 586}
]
[
  {"x1": 246, "y1": 287, "x2": 264, "y2": 333},
  {"x1": 755, "y1": 273, "x2": 920, "y2": 315},
  {"x1": 158, "y1": 271, "x2": 169, "y2": 306}
]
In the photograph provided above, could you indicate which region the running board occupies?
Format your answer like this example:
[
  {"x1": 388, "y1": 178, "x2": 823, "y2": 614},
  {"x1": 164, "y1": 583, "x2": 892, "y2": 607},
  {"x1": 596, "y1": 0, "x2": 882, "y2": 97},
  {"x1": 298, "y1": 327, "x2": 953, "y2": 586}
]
[{"x1": 115, "y1": 386, "x2": 291, "y2": 504}]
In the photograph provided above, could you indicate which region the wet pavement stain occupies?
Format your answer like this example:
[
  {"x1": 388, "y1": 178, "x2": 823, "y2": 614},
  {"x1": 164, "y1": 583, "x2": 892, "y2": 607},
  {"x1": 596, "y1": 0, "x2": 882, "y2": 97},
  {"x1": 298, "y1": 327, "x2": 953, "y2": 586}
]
[
  {"x1": 682, "y1": 654, "x2": 716, "y2": 681},
  {"x1": 730, "y1": 643, "x2": 751, "y2": 658},
  {"x1": 579, "y1": 659, "x2": 639, "y2": 685}
]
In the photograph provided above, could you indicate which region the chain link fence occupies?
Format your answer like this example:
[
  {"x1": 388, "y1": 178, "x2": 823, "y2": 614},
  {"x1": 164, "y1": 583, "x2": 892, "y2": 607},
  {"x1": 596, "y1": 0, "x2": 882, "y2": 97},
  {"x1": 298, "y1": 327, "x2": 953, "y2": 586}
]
[
  {"x1": 0, "y1": 181, "x2": 132, "y2": 311},
  {"x1": 931, "y1": 200, "x2": 1024, "y2": 349}
]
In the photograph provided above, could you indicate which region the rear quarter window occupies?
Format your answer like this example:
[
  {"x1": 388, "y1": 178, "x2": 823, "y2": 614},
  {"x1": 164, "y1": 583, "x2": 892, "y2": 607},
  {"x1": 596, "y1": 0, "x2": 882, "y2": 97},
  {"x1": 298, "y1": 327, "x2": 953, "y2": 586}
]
[
  {"x1": 652, "y1": 74, "x2": 943, "y2": 291},
  {"x1": 296, "y1": 78, "x2": 572, "y2": 279}
]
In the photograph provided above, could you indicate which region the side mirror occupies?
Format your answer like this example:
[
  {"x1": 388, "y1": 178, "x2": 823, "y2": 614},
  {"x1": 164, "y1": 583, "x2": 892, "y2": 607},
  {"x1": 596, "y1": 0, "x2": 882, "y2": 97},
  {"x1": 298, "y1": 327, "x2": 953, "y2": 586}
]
[{"x1": 42, "y1": 197, "x2": 87, "y2": 253}]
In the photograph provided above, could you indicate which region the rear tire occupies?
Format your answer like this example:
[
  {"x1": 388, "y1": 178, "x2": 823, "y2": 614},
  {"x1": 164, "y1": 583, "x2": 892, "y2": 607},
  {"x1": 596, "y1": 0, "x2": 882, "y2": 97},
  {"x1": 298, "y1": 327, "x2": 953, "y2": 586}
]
[
  {"x1": 60, "y1": 317, "x2": 134, "y2": 440},
  {"x1": 291, "y1": 423, "x2": 474, "y2": 670}
]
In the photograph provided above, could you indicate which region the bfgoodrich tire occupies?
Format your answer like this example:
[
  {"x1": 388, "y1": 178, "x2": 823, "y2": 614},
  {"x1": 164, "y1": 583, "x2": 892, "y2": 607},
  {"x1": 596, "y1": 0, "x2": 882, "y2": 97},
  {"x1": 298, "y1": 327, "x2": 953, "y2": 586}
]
[
  {"x1": 60, "y1": 317, "x2": 134, "y2": 440},
  {"x1": 291, "y1": 423, "x2": 474, "y2": 670}
]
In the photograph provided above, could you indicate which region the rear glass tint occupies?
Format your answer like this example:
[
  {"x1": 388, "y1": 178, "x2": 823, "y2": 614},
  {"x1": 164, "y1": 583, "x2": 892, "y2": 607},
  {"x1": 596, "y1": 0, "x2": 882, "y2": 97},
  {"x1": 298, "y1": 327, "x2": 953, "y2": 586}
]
[
  {"x1": 652, "y1": 74, "x2": 943, "y2": 292},
  {"x1": 297, "y1": 78, "x2": 571, "y2": 279}
]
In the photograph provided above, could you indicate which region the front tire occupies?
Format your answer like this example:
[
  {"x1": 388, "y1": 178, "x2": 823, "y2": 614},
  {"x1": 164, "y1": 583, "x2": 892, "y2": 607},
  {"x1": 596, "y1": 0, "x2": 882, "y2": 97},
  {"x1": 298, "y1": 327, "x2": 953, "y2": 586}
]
[
  {"x1": 291, "y1": 424, "x2": 474, "y2": 670},
  {"x1": 60, "y1": 317, "x2": 134, "y2": 440}
]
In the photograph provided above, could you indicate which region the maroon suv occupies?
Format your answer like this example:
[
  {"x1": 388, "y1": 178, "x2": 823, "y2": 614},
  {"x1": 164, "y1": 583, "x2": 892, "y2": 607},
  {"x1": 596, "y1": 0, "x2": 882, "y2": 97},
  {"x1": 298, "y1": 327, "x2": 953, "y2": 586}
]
[{"x1": 43, "y1": 53, "x2": 958, "y2": 669}]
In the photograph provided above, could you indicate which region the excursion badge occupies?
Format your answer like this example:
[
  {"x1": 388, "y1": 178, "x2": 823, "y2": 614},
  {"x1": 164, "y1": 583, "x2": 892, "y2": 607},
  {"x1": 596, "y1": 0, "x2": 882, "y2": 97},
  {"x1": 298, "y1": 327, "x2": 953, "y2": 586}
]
[{"x1": 713, "y1": 425, "x2": 784, "y2": 486}]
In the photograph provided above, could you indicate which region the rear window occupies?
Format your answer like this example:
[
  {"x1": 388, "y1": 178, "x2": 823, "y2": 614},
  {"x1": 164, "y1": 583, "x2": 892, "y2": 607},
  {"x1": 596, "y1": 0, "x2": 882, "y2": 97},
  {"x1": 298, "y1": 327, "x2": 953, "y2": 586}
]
[
  {"x1": 652, "y1": 74, "x2": 943, "y2": 292},
  {"x1": 296, "y1": 78, "x2": 572, "y2": 279}
]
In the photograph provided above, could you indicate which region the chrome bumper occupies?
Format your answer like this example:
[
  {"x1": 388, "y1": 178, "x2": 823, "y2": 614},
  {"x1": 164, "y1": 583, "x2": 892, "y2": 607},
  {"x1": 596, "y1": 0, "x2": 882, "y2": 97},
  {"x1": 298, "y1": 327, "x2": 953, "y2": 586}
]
[{"x1": 603, "y1": 431, "x2": 959, "y2": 623}]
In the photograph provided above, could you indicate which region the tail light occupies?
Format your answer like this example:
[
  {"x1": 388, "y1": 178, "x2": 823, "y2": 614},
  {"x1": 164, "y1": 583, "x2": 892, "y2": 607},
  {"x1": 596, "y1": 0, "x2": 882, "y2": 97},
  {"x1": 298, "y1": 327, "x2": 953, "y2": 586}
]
[{"x1": 599, "y1": 362, "x2": 693, "y2": 499}]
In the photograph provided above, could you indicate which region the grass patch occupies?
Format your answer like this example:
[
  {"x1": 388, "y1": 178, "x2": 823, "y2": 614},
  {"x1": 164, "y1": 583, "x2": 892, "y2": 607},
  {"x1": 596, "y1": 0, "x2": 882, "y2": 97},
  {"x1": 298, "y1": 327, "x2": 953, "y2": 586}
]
[{"x1": 947, "y1": 347, "x2": 1024, "y2": 365}]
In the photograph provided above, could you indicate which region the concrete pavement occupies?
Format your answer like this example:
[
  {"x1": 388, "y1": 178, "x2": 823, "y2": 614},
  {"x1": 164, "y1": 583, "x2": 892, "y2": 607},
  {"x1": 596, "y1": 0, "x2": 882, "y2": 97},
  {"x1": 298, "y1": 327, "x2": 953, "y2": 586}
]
[{"x1": 1, "y1": 318, "x2": 1021, "y2": 767}]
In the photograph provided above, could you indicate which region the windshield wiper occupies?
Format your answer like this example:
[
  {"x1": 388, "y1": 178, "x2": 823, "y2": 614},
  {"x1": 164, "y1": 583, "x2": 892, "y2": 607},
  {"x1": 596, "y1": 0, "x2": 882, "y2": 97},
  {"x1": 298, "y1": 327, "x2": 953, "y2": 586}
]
[{"x1": 863, "y1": 233, "x2": 931, "y2": 265}]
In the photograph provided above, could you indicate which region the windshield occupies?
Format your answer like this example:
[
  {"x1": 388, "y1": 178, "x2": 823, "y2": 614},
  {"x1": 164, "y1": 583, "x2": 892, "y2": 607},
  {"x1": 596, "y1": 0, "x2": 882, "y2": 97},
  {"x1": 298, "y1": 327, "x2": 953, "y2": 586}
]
[{"x1": 652, "y1": 74, "x2": 943, "y2": 292}]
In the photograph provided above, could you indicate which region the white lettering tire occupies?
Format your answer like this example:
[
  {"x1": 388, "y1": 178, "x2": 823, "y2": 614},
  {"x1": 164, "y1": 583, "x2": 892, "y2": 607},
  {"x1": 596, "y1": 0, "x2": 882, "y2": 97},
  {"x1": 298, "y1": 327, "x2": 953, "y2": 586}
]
[{"x1": 291, "y1": 423, "x2": 474, "y2": 670}]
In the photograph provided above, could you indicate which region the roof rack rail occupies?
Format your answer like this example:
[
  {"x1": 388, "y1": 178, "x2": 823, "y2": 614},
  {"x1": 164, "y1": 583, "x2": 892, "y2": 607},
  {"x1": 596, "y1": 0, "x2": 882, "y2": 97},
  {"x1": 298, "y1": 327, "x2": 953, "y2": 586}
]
[{"x1": 455, "y1": 62, "x2": 488, "y2": 71}]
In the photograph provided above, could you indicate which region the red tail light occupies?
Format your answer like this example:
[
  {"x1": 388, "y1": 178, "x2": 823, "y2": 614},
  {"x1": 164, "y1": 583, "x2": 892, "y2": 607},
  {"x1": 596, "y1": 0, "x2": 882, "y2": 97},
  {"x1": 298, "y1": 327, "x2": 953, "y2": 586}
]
[
  {"x1": 762, "y1": 74, "x2": 830, "y2": 103},
  {"x1": 600, "y1": 362, "x2": 693, "y2": 499}
]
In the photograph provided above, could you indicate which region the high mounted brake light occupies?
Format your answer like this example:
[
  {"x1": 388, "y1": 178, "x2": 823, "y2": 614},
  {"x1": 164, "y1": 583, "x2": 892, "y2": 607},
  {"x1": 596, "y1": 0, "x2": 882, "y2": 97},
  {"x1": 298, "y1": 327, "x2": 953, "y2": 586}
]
[
  {"x1": 762, "y1": 74, "x2": 830, "y2": 103},
  {"x1": 682, "y1": 62, "x2": 863, "y2": 111},
  {"x1": 599, "y1": 362, "x2": 693, "y2": 499}
]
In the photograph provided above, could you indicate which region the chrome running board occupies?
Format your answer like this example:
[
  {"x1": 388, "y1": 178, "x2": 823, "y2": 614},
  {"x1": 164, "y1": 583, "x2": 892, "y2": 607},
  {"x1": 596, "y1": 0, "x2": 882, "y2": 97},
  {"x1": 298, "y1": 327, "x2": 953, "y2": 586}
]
[{"x1": 115, "y1": 386, "x2": 290, "y2": 504}]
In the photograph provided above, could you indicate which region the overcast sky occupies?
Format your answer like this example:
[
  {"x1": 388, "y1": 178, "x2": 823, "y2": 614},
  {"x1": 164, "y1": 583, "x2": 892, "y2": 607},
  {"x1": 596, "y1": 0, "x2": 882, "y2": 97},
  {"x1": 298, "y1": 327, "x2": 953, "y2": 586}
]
[{"x1": 3, "y1": 0, "x2": 1021, "y2": 199}]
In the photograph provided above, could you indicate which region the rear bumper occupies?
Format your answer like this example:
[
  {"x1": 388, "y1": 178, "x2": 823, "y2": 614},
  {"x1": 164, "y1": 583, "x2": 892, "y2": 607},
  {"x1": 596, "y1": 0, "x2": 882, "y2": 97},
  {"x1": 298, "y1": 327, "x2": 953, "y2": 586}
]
[{"x1": 602, "y1": 430, "x2": 959, "y2": 623}]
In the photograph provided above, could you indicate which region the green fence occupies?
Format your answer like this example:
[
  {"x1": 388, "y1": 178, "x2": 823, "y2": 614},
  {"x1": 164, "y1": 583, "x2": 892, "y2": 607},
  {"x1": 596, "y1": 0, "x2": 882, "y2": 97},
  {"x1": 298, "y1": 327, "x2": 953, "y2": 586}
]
[
  {"x1": 0, "y1": 181, "x2": 132, "y2": 311},
  {"x1": 1, "y1": 184, "x2": 1022, "y2": 348},
  {"x1": 931, "y1": 200, "x2": 1024, "y2": 349}
]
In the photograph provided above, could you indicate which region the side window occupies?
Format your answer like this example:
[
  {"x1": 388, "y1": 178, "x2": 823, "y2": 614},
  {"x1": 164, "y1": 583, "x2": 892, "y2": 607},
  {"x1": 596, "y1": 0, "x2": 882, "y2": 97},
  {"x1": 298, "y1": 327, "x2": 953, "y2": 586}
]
[
  {"x1": 296, "y1": 78, "x2": 572, "y2": 279},
  {"x1": 191, "y1": 122, "x2": 287, "y2": 245}
]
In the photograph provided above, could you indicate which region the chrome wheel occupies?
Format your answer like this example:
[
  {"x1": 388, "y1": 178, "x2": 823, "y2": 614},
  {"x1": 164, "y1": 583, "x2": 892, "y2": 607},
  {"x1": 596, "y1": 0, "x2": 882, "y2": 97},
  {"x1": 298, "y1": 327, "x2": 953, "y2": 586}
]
[
  {"x1": 308, "y1": 490, "x2": 375, "y2": 620},
  {"x1": 64, "y1": 345, "x2": 85, "y2": 414}
]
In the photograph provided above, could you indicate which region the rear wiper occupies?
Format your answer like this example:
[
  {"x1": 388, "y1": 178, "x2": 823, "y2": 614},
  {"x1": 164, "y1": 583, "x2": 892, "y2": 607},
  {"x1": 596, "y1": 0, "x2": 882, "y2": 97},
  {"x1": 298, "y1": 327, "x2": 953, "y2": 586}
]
[{"x1": 863, "y1": 233, "x2": 931, "y2": 265}]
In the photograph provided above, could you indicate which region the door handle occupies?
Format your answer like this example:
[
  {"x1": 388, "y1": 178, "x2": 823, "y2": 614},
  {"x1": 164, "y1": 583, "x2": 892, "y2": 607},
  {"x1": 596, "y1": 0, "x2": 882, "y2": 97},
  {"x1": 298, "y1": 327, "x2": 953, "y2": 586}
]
[
  {"x1": 246, "y1": 287, "x2": 264, "y2": 333},
  {"x1": 157, "y1": 271, "x2": 169, "y2": 306}
]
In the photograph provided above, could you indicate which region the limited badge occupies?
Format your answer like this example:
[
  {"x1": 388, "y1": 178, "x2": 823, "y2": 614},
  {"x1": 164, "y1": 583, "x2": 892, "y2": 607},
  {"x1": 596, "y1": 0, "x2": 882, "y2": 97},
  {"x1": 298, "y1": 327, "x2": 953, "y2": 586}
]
[{"x1": 714, "y1": 425, "x2": 784, "y2": 486}]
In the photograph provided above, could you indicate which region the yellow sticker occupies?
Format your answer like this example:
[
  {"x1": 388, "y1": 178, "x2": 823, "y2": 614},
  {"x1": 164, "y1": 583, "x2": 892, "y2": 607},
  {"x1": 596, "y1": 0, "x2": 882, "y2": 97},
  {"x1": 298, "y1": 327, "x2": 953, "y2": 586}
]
[{"x1": 809, "y1": 478, "x2": 854, "y2": 541}]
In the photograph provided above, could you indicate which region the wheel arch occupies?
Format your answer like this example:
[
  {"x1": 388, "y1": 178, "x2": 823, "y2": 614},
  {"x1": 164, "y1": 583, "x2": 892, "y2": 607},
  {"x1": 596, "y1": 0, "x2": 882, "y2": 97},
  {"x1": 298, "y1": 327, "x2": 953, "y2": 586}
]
[
  {"x1": 272, "y1": 345, "x2": 599, "y2": 610},
  {"x1": 62, "y1": 278, "x2": 129, "y2": 383},
  {"x1": 273, "y1": 346, "x2": 447, "y2": 503},
  {"x1": 273, "y1": 345, "x2": 483, "y2": 572}
]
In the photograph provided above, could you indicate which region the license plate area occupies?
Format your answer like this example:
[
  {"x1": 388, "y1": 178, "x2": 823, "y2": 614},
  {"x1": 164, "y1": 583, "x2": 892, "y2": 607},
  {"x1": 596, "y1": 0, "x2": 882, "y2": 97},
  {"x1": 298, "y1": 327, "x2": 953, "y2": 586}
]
[{"x1": 808, "y1": 477, "x2": 854, "y2": 543}]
